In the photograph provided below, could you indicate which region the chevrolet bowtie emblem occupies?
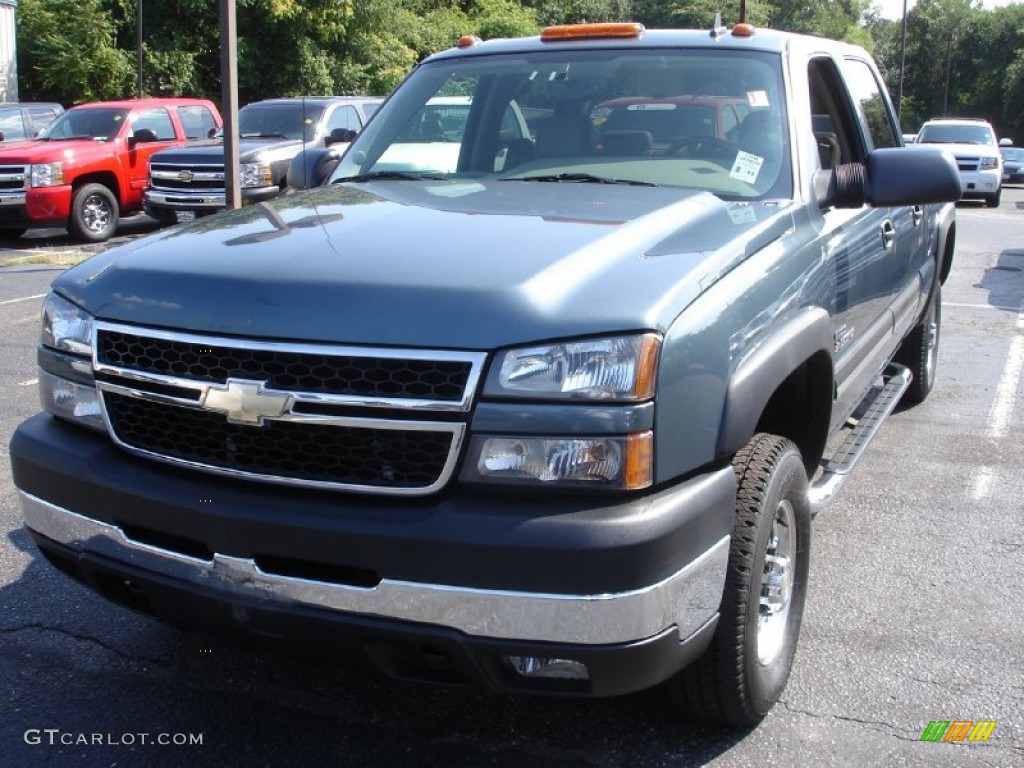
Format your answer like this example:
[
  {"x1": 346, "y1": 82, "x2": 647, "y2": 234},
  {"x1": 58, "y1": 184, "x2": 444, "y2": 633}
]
[
  {"x1": 202, "y1": 379, "x2": 292, "y2": 425},
  {"x1": 178, "y1": 170, "x2": 194, "y2": 182}
]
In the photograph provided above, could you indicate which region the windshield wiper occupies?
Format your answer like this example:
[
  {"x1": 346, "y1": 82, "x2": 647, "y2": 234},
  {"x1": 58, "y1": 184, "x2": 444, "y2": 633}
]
[
  {"x1": 333, "y1": 171, "x2": 448, "y2": 183},
  {"x1": 505, "y1": 172, "x2": 656, "y2": 186}
]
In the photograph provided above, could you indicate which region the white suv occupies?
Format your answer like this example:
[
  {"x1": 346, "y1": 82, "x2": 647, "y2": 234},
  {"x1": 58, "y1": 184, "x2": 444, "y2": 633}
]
[{"x1": 915, "y1": 117, "x2": 1002, "y2": 206}]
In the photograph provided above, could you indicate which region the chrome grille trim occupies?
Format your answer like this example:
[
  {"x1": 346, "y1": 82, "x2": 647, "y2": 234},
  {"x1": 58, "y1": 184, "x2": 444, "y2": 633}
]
[
  {"x1": 92, "y1": 322, "x2": 487, "y2": 495},
  {"x1": 94, "y1": 321, "x2": 486, "y2": 411}
]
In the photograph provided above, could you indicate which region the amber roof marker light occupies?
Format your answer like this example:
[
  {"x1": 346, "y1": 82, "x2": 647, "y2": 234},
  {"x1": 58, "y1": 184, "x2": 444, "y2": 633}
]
[
  {"x1": 541, "y1": 23, "x2": 644, "y2": 42},
  {"x1": 732, "y1": 0, "x2": 756, "y2": 37}
]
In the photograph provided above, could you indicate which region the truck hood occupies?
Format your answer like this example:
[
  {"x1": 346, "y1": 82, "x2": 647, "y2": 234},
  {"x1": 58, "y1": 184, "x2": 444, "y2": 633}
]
[
  {"x1": 55, "y1": 180, "x2": 793, "y2": 349},
  {"x1": 147, "y1": 137, "x2": 306, "y2": 164},
  {"x1": 0, "y1": 138, "x2": 122, "y2": 164}
]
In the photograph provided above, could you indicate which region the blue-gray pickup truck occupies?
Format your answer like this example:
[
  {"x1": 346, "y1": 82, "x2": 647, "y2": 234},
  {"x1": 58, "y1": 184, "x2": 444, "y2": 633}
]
[{"x1": 10, "y1": 21, "x2": 961, "y2": 725}]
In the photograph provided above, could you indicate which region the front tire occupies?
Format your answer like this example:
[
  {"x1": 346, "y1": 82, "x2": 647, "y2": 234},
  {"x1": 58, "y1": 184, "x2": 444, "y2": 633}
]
[
  {"x1": 671, "y1": 434, "x2": 811, "y2": 726},
  {"x1": 986, "y1": 189, "x2": 1001, "y2": 207},
  {"x1": 896, "y1": 284, "x2": 941, "y2": 405},
  {"x1": 69, "y1": 183, "x2": 119, "y2": 243}
]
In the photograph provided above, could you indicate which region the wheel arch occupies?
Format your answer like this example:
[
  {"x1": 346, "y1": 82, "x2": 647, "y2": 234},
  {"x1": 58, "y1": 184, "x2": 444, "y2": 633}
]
[
  {"x1": 936, "y1": 205, "x2": 956, "y2": 285},
  {"x1": 72, "y1": 171, "x2": 121, "y2": 204},
  {"x1": 717, "y1": 308, "x2": 834, "y2": 476}
]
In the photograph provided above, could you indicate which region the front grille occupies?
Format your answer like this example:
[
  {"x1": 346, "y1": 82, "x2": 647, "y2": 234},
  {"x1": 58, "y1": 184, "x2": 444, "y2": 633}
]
[
  {"x1": 150, "y1": 163, "x2": 224, "y2": 192},
  {"x1": 94, "y1": 324, "x2": 486, "y2": 495},
  {"x1": 0, "y1": 164, "x2": 27, "y2": 191},
  {"x1": 955, "y1": 156, "x2": 980, "y2": 172},
  {"x1": 105, "y1": 393, "x2": 455, "y2": 489},
  {"x1": 98, "y1": 330, "x2": 472, "y2": 401}
]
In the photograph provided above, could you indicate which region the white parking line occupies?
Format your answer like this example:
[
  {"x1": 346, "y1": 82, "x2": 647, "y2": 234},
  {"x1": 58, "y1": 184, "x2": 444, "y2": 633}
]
[
  {"x1": 987, "y1": 312, "x2": 1024, "y2": 440},
  {"x1": 971, "y1": 310, "x2": 1024, "y2": 500},
  {"x1": 0, "y1": 293, "x2": 46, "y2": 306},
  {"x1": 944, "y1": 301, "x2": 1022, "y2": 312},
  {"x1": 17, "y1": 378, "x2": 38, "y2": 387}
]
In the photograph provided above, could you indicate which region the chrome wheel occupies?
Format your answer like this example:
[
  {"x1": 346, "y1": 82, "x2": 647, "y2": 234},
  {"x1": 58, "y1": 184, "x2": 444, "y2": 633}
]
[
  {"x1": 758, "y1": 498, "x2": 795, "y2": 665},
  {"x1": 81, "y1": 193, "x2": 113, "y2": 235}
]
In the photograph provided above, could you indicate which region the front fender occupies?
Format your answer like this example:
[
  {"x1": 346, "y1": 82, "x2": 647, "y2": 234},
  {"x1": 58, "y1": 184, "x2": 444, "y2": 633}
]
[{"x1": 717, "y1": 307, "x2": 833, "y2": 460}]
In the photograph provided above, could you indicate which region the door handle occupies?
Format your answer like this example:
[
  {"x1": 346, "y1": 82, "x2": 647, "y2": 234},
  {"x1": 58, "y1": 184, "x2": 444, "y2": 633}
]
[
  {"x1": 881, "y1": 219, "x2": 896, "y2": 250},
  {"x1": 912, "y1": 205, "x2": 923, "y2": 227}
]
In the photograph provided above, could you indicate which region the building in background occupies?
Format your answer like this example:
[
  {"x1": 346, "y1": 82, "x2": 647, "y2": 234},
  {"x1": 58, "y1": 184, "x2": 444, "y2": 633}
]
[{"x1": 0, "y1": 0, "x2": 16, "y2": 101}]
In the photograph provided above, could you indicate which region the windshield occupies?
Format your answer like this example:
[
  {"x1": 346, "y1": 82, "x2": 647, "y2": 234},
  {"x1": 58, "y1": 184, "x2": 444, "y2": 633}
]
[
  {"x1": 37, "y1": 108, "x2": 129, "y2": 142},
  {"x1": 1000, "y1": 148, "x2": 1024, "y2": 161},
  {"x1": 917, "y1": 123, "x2": 995, "y2": 145},
  {"x1": 237, "y1": 103, "x2": 328, "y2": 142},
  {"x1": 333, "y1": 48, "x2": 790, "y2": 200}
]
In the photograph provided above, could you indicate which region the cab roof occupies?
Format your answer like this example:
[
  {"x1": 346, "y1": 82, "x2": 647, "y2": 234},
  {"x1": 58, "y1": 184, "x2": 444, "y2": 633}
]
[
  {"x1": 68, "y1": 97, "x2": 216, "y2": 111},
  {"x1": 425, "y1": 24, "x2": 870, "y2": 64}
]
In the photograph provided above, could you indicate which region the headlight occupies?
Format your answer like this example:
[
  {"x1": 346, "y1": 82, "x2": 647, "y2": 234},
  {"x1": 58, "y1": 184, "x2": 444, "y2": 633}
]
[
  {"x1": 487, "y1": 333, "x2": 660, "y2": 401},
  {"x1": 462, "y1": 432, "x2": 653, "y2": 489},
  {"x1": 38, "y1": 294, "x2": 103, "y2": 431},
  {"x1": 980, "y1": 157, "x2": 999, "y2": 170},
  {"x1": 30, "y1": 162, "x2": 65, "y2": 188},
  {"x1": 41, "y1": 293, "x2": 93, "y2": 356},
  {"x1": 239, "y1": 161, "x2": 272, "y2": 188}
]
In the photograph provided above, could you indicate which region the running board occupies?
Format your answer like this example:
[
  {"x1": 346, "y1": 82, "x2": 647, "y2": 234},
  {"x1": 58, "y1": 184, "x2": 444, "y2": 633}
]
[{"x1": 808, "y1": 363, "x2": 911, "y2": 514}]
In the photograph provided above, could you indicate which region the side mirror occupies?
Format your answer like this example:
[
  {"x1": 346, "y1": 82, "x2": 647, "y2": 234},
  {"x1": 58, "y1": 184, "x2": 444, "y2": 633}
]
[
  {"x1": 326, "y1": 128, "x2": 358, "y2": 146},
  {"x1": 0, "y1": 130, "x2": 5, "y2": 142},
  {"x1": 816, "y1": 147, "x2": 962, "y2": 210},
  {"x1": 128, "y1": 128, "x2": 158, "y2": 148},
  {"x1": 999, "y1": 137, "x2": 1013, "y2": 147},
  {"x1": 208, "y1": 127, "x2": 218, "y2": 139},
  {"x1": 287, "y1": 147, "x2": 342, "y2": 190}
]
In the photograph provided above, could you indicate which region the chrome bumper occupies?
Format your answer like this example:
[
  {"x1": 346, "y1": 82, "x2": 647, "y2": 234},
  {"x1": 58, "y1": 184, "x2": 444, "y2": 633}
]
[
  {"x1": 21, "y1": 490, "x2": 728, "y2": 645},
  {"x1": 144, "y1": 190, "x2": 225, "y2": 209},
  {"x1": 0, "y1": 191, "x2": 27, "y2": 206}
]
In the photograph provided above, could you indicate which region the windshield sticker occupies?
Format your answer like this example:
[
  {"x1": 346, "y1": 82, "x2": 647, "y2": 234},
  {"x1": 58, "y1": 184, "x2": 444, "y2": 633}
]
[
  {"x1": 747, "y1": 90, "x2": 770, "y2": 108},
  {"x1": 730, "y1": 151, "x2": 764, "y2": 184}
]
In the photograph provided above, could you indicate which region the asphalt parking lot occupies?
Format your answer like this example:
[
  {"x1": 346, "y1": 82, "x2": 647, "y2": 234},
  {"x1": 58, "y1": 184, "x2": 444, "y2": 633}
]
[{"x1": 0, "y1": 197, "x2": 1022, "y2": 767}]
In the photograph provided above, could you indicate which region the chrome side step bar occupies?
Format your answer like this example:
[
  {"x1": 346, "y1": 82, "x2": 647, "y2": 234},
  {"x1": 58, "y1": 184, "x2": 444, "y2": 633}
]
[{"x1": 808, "y1": 363, "x2": 911, "y2": 514}]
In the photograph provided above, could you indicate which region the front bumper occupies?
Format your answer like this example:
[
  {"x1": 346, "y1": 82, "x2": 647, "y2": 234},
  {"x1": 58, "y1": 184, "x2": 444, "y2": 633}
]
[
  {"x1": 11, "y1": 413, "x2": 735, "y2": 695},
  {"x1": 0, "y1": 186, "x2": 71, "y2": 227},
  {"x1": 957, "y1": 168, "x2": 1000, "y2": 199},
  {"x1": 143, "y1": 186, "x2": 279, "y2": 215}
]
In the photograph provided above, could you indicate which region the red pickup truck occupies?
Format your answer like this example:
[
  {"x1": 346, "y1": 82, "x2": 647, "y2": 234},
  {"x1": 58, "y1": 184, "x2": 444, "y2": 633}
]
[{"x1": 0, "y1": 98, "x2": 221, "y2": 242}]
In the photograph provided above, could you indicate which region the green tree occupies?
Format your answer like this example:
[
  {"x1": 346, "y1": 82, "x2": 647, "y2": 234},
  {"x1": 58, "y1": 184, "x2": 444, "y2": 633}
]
[{"x1": 16, "y1": 0, "x2": 134, "y2": 103}]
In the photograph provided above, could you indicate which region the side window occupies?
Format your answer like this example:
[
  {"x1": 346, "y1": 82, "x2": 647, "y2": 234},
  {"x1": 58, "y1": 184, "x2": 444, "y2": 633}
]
[
  {"x1": 839, "y1": 58, "x2": 899, "y2": 151},
  {"x1": 27, "y1": 107, "x2": 59, "y2": 136},
  {"x1": 808, "y1": 57, "x2": 863, "y2": 169},
  {"x1": 178, "y1": 105, "x2": 218, "y2": 139},
  {"x1": 132, "y1": 108, "x2": 176, "y2": 140},
  {"x1": 326, "y1": 105, "x2": 360, "y2": 134},
  {"x1": 0, "y1": 110, "x2": 28, "y2": 140}
]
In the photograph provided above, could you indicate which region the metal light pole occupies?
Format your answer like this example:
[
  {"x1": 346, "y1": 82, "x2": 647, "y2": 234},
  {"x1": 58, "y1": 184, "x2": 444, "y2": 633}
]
[
  {"x1": 220, "y1": 0, "x2": 241, "y2": 210},
  {"x1": 137, "y1": 0, "x2": 143, "y2": 98},
  {"x1": 943, "y1": 32, "x2": 957, "y2": 116},
  {"x1": 896, "y1": 0, "x2": 908, "y2": 125}
]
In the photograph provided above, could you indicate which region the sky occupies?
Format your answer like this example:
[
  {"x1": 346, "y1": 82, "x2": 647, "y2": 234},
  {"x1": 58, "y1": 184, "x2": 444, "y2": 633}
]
[{"x1": 873, "y1": 0, "x2": 1019, "y2": 19}]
